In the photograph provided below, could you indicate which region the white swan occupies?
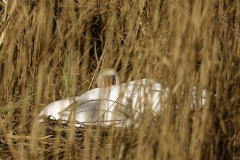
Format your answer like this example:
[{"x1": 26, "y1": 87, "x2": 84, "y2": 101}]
[
  {"x1": 38, "y1": 68, "x2": 121, "y2": 124},
  {"x1": 38, "y1": 70, "x2": 167, "y2": 127},
  {"x1": 38, "y1": 68, "x2": 212, "y2": 127}
]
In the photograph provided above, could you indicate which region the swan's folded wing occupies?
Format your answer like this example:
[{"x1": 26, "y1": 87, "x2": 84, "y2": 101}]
[{"x1": 38, "y1": 98, "x2": 76, "y2": 122}]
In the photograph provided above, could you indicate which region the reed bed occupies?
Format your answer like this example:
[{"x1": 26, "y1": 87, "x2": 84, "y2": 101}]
[{"x1": 0, "y1": 0, "x2": 240, "y2": 159}]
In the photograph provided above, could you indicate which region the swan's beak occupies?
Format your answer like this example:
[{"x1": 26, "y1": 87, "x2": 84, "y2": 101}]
[{"x1": 103, "y1": 75, "x2": 117, "y2": 87}]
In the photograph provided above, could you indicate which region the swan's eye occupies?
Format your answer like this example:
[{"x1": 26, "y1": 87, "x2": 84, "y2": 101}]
[{"x1": 103, "y1": 75, "x2": 116, "y2": 87}]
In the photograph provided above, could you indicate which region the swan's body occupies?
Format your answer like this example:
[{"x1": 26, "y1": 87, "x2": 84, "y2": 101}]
[
  {"x1": 38, "y1": 68, "x2": 212, "y2": 127},
  {"x1": 38, "y1": 79, "x2": 167, "y2": 127}
]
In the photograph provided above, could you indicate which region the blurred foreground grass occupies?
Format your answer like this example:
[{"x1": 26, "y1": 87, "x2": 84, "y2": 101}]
[{"x1": 0, "y1": 0, "x2": 240, "y2": 159}]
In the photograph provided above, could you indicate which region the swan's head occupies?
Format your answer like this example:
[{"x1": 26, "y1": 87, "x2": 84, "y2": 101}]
[{"x1": 97, "y1": 68, "x2": 120, "y2": 88}]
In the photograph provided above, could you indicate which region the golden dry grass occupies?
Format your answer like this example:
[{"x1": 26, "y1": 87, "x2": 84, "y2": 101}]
[{"x1": 0, "y1": 0, "x2": 240, "y2": 159}]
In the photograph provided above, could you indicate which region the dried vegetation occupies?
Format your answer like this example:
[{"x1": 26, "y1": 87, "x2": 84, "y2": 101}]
[{"x1": 0, "y1": 0, "x2": 240, "y2": 159}]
